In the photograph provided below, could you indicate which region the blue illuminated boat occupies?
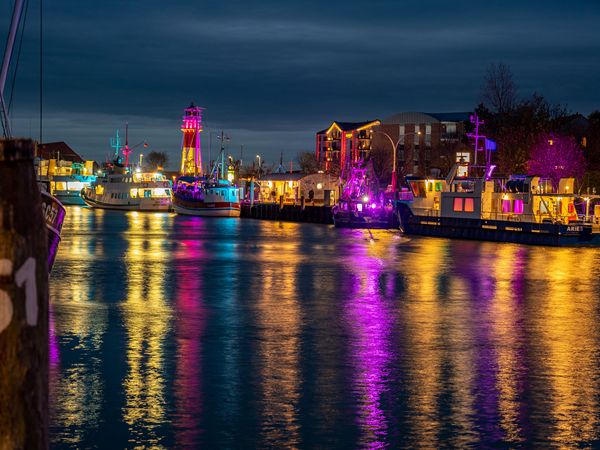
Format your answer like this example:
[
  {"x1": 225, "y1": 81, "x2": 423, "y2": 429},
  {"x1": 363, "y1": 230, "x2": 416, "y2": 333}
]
[
  {"x1": 49, "y1": 174, "x2": 96, "y2": 205},
  {"x1": 172, "y1": 177, "x2": 241, "y2": 217}
]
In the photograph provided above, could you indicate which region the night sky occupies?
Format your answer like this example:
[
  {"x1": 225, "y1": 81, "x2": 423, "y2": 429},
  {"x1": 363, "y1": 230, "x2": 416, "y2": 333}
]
[{"x1": 2, "y1": 0, "x2": 599, "y2": 168}]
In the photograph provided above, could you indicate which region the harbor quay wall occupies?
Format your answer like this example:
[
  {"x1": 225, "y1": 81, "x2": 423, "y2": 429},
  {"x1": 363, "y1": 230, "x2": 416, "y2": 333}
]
[{"x1": 241, "y1": 203, "x2": 333, "y2": 224}]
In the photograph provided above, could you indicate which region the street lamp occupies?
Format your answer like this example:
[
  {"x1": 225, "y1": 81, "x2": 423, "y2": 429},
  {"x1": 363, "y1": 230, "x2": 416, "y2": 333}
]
[
  {"x1": 256, "y1": 154, "x2": 261, "y2": 176},
  {"x1": 373, "y1": 129, "x2": 421, "y2": 192}
]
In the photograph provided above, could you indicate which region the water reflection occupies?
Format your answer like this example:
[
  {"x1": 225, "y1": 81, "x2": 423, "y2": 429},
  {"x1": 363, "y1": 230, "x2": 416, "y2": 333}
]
[
  {"x1": 530, "y1": 248, "x2": 600, "y2": 446},
  {"x1": 49, "y1": 207, "x2": 108, "y2": 446},
  {"x1": 253, "y1": 222, "x2": 302, "y2": 448},
  {"x1": 121, "y1": 212, "x2": 173, "y2": 447},
  {"x1": 49, "y1": 210, "x2": 600, "y2": 448},
  {"x1": 343, "y1": 232, "x2": 395, "y2": 448},
  {"x1": 173, "y1": 236, "x2": 205, "y2": 448}
]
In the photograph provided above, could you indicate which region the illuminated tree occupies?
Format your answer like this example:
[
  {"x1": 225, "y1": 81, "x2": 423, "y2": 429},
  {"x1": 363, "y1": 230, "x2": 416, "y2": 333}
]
[{"x1": 527, "y1": 133, "x2": 586, "y2": 189}]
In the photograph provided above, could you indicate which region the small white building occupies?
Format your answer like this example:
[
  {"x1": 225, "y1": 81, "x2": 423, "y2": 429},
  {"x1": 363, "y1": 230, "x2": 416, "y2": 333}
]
[{"x1": 257, "y1": 172, "x2": 339, "y2": 205}]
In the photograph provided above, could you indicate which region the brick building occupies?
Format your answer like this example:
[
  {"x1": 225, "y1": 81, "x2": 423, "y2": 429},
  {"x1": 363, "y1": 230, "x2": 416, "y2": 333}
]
[
  {"x1": 315, "y1": 120, "x2": 380, "y2": 174},
  {"x1": 372, "y1": 112, "x2": 470, "y2": 177}
]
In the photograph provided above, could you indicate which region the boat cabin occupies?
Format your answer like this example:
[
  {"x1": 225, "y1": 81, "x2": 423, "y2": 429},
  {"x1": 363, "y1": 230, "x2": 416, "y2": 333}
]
[{"x1": 406, "y1": 163, "x2": 596, "y2": 225}]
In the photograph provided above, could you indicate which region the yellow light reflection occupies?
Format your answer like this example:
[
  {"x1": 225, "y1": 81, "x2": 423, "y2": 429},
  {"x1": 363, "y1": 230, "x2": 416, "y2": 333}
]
[
  {"x1": 49, "y1": 251, "x2": 107, "y2": 445},
  {"x1": 252, "y1": 225, "x2": 301, "y2": 448},
  {"x1": 530, "y1": 248, "x2": 600, "y2": 445},
  {"x1": 121, "y1": 212, "x2": 172, "y2": 447}
]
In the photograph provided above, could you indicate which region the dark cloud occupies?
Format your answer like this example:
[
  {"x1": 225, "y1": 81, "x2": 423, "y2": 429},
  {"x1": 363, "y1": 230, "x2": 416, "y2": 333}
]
[{"x1": 2, "y1": 0, "x2": 600, "y2": 167}]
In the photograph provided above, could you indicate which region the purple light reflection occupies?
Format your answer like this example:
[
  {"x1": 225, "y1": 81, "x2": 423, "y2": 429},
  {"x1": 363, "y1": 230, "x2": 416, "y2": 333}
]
[
  {"x1": 343, "y1": 242, "x2": 394, "y2": 448},
  {"x1": 173, "y1": 240, "x2": 206, "y2": 448}
]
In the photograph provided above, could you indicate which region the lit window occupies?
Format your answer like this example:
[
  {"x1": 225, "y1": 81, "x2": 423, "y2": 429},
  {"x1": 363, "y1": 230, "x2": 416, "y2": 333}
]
[
  {"x1": 502, "y1": 199, "x2": 511, "y2": 213},
  {"x1": 453, "y1": 197, "x2": 463, "y2": 211},
  {"x1": 464, "y1": 198, "x2": 474, "y2": 212},
  {"x1": 514, "y1": 199, "x2": 524, "y2": 214}
]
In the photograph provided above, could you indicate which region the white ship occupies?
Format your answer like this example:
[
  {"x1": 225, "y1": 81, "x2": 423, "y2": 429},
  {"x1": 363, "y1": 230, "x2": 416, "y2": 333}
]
[{"x1": 82, "y1": 168, "x2": 172, "y2": 211}]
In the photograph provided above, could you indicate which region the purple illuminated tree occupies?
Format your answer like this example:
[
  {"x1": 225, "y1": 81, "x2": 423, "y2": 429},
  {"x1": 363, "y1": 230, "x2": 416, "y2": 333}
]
[{"x1": 527, "y1": 133, "x2": 586, "y2": 189}]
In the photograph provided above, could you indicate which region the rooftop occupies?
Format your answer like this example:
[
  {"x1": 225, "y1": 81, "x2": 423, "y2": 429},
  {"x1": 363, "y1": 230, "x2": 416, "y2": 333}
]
[
  {"x1": 37, "y1": 142, "x2": 85, "y2": 163},
  {"x1": 382, "y1": 112, "x2": 471, "y2": 125}
]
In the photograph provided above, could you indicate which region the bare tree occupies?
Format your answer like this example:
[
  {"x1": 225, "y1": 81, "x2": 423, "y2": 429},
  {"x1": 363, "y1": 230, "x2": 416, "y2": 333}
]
[
  {"x1": 296, "y1": 151, "x2": 319, "y2": 174},
  {"x1": 145, "y1": 151, "x2": 169, "y2": 170},
  {"x1": 481, "y1": 62, "x2": 517, "y2": 114}
]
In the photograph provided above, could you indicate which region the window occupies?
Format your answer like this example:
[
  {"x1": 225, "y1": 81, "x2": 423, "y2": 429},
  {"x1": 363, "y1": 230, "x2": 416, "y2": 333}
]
[
  {"x1": 514, "y1": 199, "x2": 524, "y2": 214},
  {"x1": 464, "y1": 198, "x2": 474, "y2": 212},
  {"x1": 502, "y1": 199, "x2": 511, "y2": 213},
  {"x1": 435, "y1": 182, "x2": 442, "y2": 192},
  {"x1": 453, "y1": 197, "x2": 463, "y2": 211},
  {"x1": 456, "y1": 152, "x2": 470, "y2": 163},
  {"x1": 414, "y1": 126, "x2": 420, "y2": 145}
]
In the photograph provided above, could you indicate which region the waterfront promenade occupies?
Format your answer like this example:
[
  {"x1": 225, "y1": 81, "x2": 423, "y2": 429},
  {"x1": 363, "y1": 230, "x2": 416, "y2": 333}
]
[{"x1": 49, "y1": 207, "x2": 600, "y2": 448}]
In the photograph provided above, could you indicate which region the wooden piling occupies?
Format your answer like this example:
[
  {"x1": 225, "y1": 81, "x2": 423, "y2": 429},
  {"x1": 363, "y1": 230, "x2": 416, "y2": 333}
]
[{"x1": 0, "y1": 139, "x2": 49, "y2": 450}]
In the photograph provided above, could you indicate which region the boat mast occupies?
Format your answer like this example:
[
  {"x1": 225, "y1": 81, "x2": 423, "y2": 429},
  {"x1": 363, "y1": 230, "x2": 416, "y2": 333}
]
[
  {"x1": 0, "y1": 0, "x2": 26, "y2": 138},
  {"x1": 123, "y1": 122, "x2": 131, "y2": 167},
  {"x1": 110, "y1": 129, "x2": 121, "y2": 161}
]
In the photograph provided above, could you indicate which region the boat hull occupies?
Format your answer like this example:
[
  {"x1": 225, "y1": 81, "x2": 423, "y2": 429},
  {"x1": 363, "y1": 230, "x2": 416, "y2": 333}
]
[
  {"x1": 41, "y1": 191, "x2": 66, "y2": 270},
  {"x1": 53, "y1": 191, "x2": 86, "y2": 205},
  {"x1": 332, "y1": 209, "x2": 398, "y2": 229},
  {"x1": 396, "y1": 201, "x2": 600, "y2": 246},
  {"x1": 82, "y1": 191, "x2": 171, "y2": 211},
  {"x1": 172, "y1": 199, "x2": 241, "y2": 217}
]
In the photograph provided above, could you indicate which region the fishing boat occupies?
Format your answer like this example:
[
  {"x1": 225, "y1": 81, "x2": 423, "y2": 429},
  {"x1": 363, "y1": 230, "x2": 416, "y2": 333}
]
[
  {"x1": 171, "y1": 104, "x2": 241, "y2": 217},
  {"x1": 332, "y1": 166, "x2": 397, "y2": 229},
  {"x1": 40, "y1": 189, "x2": 66, "y2": 270},
  {"x1": 172, "y1": 177, "x2": 241, "y2": 217},
  {"x1": 395, "y1": 115, "x2": 600, "y2": 246}
]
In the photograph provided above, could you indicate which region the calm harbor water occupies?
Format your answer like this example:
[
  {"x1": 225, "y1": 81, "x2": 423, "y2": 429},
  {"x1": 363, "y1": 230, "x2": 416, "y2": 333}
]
[{"x1": 49, "y1": 206, "x2": 600, "y2": 448}]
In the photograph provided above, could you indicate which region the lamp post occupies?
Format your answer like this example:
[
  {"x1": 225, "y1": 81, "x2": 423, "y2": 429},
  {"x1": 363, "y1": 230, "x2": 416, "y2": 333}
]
[
  {"x1": 256, "y1": 154, "x2": 261, "y2": 177},
  {"x1": 374, "y1": 129, "x2": 420, "y2": 192}
]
